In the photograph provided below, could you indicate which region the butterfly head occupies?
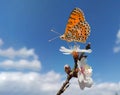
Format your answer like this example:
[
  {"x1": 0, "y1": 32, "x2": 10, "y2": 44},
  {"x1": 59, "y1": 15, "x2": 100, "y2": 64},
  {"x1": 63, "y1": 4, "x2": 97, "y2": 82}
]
[
  {"x1": 60, "y1": 34, "x2": 72, "y2": 42},
  {"x1": 60, "y1": 34, "x2": 65, "y2": 40}
]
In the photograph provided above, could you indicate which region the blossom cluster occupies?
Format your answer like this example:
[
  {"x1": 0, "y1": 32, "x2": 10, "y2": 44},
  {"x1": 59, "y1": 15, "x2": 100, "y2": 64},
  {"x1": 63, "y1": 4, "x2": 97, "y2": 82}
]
[{"x1": 60, "y1": 45, "x2": 93, "y2": 90}]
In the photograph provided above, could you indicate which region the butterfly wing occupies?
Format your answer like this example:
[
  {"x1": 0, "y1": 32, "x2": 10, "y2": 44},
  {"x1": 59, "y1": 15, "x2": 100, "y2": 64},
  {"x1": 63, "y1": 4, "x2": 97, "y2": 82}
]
[
  {"x1": 65, "y1": 8, "x2": 85, "y2": 34},
  {"x1": 62, "y1": 8, "x2": 90, "y2": 43},
  {"x1": 73, "y1": 21, "x2": 90, "y2": 43}
]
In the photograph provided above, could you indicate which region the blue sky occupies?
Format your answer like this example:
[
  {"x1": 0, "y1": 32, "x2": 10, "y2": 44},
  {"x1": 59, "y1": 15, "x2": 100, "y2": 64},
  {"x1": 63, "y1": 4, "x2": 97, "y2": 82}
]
[{"x1": 0, "y1": 0, "x2": 120, "y2": 95}]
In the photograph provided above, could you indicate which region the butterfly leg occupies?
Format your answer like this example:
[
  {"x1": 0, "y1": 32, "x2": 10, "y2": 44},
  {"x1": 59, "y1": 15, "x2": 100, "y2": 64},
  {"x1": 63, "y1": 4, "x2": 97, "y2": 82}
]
[
  {"x1": 67, "y1": 42, "x2": 72, "y2": 49},
  {"x1": 74, "y1": 42, "x2": 79, "y2": 47}
]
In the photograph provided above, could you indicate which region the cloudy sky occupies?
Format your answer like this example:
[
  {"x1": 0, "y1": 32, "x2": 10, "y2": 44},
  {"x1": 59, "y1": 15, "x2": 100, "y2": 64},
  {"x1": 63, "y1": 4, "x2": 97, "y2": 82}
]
[{"x1": 0, "y1": 0, "x2": 120, "y2": 95}]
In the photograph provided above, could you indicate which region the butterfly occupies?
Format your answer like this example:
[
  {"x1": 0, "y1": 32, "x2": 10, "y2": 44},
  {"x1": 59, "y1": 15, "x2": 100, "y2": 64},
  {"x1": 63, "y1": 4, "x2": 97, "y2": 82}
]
[{"x1": 60, "y1": 8, "x2": 90, "y2": 43}]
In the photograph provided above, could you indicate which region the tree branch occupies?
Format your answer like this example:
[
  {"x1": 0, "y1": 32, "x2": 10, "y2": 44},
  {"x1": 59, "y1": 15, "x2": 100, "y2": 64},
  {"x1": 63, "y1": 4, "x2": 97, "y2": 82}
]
[{"x1": 56, "y1": 43, "x2": 91, "y2": 95}]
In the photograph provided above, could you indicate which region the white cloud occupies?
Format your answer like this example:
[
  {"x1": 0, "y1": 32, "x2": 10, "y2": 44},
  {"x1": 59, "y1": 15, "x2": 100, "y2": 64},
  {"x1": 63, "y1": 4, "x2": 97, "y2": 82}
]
[
  {"x1": 0, "y1": 47, "x2": 38, "y2": 59},
  {"x1": 116, "y1": 29, "x2": 120, "y2": 44},
  {"x1": 0, "y1": 71, "x2": 62, "y2": 95},
  {"x1": 114, "y1": 29, "x2": 120, "y2": 53},
  {"x1": 64, "y1": 79, "x2": 120, "y2": 95},
  {"x1": 0, "y1": 72, "x2": 119, "y2": 95},
  {"x1": 0, "y1": 59, "x2": 41, "y2": 70},
  {"x1": 0, "y1": 39, "x2": 4, "y2": 46},
  {"x1": 0, "y1": 38, "x2": 41, "y2": 70},
  {"x1": 113, "y1": 46, "x2": 120, "y2": 53}
]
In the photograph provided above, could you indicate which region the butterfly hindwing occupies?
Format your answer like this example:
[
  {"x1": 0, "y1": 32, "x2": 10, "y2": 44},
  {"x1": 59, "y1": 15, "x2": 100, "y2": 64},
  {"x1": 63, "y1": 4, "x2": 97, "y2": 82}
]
[{"x1": 74, "y1": 21, "x2": 90, "y2": 43}]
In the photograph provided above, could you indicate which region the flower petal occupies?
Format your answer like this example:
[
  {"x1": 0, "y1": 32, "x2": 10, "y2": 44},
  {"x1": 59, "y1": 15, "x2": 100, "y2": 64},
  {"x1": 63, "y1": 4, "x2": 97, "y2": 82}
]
[
  {"x1": 77, "y1": 49, "x2": 92, "y2": 53},
  {"x1": 77, "y1": 57, "x2": 86, "y2": 68},
  {"x1": 59, "y1": 46, "x2": 72, "y2": 54},
  {"x1": 78, "y1": 74, "x2": 93, "y2": 90},
  {"x1": 78, "y1": 80, "x2": 85, "y2": 90},
  {"x1": 78, "y1": 72, "x2": 84, "y2": 83},
  {"x1": 84, "y1": 77, "x2": 93, "y2": 88},
  {"x1": 62, "y1": 52, "x2": 71, "y2": 55}
]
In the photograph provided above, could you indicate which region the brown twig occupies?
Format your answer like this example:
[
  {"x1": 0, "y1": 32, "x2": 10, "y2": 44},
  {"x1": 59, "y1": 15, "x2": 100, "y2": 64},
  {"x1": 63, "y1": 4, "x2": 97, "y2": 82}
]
[{"x1": 56, "y1": 43, "x2": 91, "y2": 95}]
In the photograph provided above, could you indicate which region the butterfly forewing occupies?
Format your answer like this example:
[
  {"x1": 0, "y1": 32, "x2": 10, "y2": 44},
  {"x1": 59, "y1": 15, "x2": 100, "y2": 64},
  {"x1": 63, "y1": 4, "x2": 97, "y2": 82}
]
[
  {"x1": 61, "y1": 8, "x2": 90, "y2": 43},
  {"x1": 65, "y1": 8, "x2": 85, "y2": 33}
]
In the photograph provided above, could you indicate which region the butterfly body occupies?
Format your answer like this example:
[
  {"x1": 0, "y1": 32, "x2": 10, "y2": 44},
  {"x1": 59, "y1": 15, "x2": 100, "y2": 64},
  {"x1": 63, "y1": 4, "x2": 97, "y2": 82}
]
[{"x1": 60, "y1": 8, "x2": 90, "y2": 43}]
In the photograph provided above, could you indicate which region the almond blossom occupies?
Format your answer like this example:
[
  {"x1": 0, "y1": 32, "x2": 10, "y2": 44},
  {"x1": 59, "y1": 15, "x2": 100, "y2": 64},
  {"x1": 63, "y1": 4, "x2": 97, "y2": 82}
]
[
  {"x1": 59, "y1": 45, "x2": 92, "y2": 55},
  {"x1": 77, "y1": 57, "x2": 93, "y2": 90}
]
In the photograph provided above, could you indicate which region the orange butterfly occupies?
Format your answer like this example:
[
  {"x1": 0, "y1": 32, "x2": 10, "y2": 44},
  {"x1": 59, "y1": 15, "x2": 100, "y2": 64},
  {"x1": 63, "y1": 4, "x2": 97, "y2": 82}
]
[{"x1": 60, "y1": 8, "x2": 90, "y2": 43}]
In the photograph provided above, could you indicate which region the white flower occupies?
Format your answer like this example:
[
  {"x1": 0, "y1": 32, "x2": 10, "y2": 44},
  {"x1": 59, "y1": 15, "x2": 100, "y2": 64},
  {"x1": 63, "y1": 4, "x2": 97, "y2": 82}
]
[
  {"x1": 77, "y1": 57, "x2": 93, "y2": 90},
  {"x1": 59, "y1": 45, "x2": 92, "y2": 55}
]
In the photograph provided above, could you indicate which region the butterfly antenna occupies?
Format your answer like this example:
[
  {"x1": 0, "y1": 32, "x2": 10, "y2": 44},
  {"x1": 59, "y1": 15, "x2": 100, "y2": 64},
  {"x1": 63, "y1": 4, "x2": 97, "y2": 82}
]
[
  {"x1": 48, "y1": 35, "x2": 60, "y2": 42},
  {"x1": 51, "y1": 29, "x2": 61, "y2": 36}
]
